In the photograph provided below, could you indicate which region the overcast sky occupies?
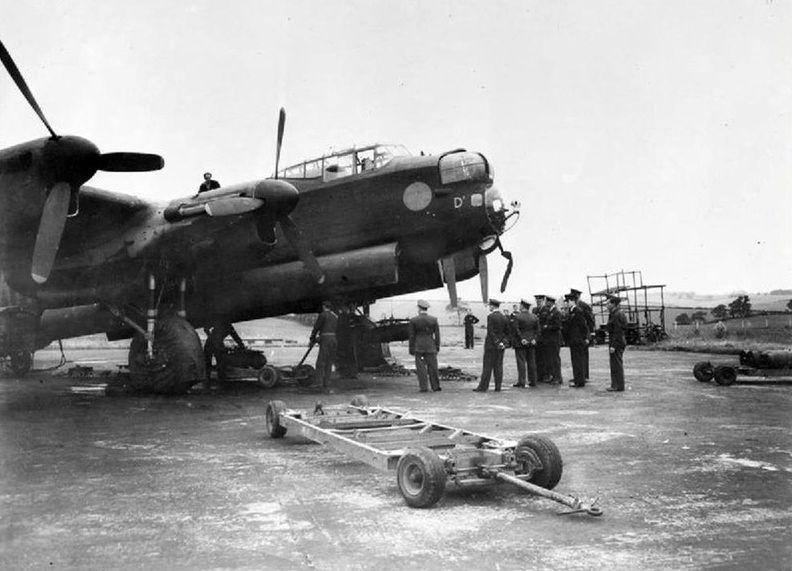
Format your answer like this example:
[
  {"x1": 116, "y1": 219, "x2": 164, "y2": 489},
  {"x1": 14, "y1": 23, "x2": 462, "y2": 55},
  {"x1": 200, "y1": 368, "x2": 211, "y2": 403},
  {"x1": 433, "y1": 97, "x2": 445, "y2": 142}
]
[{"x1": 2, "y1": 1, "x2": 790, "y2": 302}]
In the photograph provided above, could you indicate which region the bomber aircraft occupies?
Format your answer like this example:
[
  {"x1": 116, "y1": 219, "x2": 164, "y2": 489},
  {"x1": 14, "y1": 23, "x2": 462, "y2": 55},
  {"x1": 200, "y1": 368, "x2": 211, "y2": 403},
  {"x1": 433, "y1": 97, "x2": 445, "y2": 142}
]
[{"x1": 0, "y1": 40, "x2": 519, "y2": 393}]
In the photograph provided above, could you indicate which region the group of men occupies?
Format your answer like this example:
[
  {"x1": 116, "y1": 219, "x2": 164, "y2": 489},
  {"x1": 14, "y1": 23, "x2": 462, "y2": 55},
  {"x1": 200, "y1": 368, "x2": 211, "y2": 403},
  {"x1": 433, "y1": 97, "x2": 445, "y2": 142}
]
[
  {"x1": 472, "y1": 289, "x2": 628, "y2": 393},
  {"x1": 310, "y1": 290, "x2": 628, "y2": 395}
]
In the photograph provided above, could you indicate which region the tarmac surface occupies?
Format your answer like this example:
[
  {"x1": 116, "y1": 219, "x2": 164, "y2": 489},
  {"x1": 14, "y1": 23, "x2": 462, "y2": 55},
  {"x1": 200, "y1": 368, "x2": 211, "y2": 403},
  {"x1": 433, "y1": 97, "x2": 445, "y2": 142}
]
[{"x1": 1, "y1": 344, "x2": 791, "y2": 569}]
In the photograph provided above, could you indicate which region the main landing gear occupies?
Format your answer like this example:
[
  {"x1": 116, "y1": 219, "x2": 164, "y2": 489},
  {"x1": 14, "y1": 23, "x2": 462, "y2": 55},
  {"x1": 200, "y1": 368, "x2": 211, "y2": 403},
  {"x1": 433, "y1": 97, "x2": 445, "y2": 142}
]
[{"x1": 114, "y1": 275, "x2": 205, "y2": 394}]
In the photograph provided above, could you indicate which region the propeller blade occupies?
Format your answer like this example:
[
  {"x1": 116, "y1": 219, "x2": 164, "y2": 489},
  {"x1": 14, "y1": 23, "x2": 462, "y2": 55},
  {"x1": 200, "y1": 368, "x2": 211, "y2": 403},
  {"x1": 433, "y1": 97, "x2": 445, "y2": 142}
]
[
  {"x1": 479, "y1": 252, "x2": 489, "y2": 303},
  {"x1": 274, "y1": 107, "x2": 286, "y2": 179},
  {"x1": 205, "y1": 197, "x2": 264, "y2": 217},
  {"x1": 96, "y1": 152, "x2": 164, "y2": 172},
  {"x1": 440, "y1": 256, "x2": 458, "y2": 307},
  {"x1": 31, "y1": 182, "x2": 71, "y2": 283},
  {"x1": 0, "y1": 40, "x2": 57, "y2": 138},
  {"x1": 279, "y1": 215, "x2": 325, "y2": 283},
  {"x1": 498, "y1": 241, "x2": 514, "y2": 293}
]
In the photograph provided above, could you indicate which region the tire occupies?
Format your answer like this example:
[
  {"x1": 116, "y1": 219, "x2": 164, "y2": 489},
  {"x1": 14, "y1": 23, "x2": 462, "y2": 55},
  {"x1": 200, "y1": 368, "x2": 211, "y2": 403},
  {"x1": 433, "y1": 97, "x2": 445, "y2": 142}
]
[
  {"x1": 693, "y1": 361, "x2": 715, "y2": 383},
  {"x1": 396, "y1": 447, "x2": 447, "y2": 508},
  {"x1": 350, "y1": 394, "x2": 369, "y2": 407},
  {"x1": 714, "y1": 365, "x2": 737, "y2": 386},
  {"x1": 265, "y1": 400, "x2": 287, "y2": 438},
  {"x1": 514, "y1": 435, "x2": 563, "y2": 490},
  {"x1": 128, "y1": 316, "x2": 205, "y2": 394},
  {"x1": 293, "y1": 364, "x2": 316, "y2": 387},
  {"x1": 257, "y1": 366, "x2": 280, "y2": 389}
]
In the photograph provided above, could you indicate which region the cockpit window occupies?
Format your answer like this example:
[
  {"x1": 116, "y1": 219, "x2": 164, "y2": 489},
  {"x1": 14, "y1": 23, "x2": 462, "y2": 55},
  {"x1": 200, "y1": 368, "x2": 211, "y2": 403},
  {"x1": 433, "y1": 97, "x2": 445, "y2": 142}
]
[{"x1": 277, "y1": 144, "x2": 411, "y2": 179}]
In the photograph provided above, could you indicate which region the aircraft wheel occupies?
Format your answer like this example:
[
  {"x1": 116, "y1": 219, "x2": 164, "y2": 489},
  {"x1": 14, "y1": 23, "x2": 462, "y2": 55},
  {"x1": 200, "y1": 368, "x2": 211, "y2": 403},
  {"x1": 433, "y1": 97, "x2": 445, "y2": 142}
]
[
  {"x1": 714, "y1": 365, "x2": 737, "y2": 386},
  {"x1": 265, "y1": 400, "x2": 287, "y2": 438},
  {"x1": 128, "y1": 316, "x2": 205, "y2": 394},
  {"x1": 514, "y1": 435, "x2": 563, "y2": 490},
  {"x1": 293, "y1": 364, "x2": 315, "y2": 387},
  {"x1": 1, "y1": 350, "x2": 33, "y2": 377},
  {"x1": 257, "y1": 365, "x2": 280, "y2": 389},
  {"x1": 396, "y1": 447, "x2": 447, "y2": 508},
  {"x1": 693, "y1": 361, "x2": 715, "y2": 383}
]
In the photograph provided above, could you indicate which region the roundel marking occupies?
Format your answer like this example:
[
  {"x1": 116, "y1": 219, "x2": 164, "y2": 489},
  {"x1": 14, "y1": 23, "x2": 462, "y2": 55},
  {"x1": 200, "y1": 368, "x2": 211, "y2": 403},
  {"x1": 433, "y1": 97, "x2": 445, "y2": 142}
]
[{"x1": 403, "y1": 182, "x2": 433, "y2": 211}]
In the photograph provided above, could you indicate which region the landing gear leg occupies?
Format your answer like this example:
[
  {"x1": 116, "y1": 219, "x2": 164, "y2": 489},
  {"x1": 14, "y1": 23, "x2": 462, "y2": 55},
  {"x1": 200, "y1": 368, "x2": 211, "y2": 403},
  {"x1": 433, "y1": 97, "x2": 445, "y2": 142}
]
[{"x1": 125, "y1": 273, "x2": 204, "y2": 394}]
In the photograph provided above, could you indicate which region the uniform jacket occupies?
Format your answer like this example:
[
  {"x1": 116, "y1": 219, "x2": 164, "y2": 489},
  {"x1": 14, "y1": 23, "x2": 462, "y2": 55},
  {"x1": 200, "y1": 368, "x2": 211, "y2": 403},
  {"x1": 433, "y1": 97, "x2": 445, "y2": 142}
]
[
  {"x1": 512, "y1": 310, "x2": 539, "y2": 345},
  {"x1": 310, "y1": 309, "x2": 338, "y2": 342},
  {"x1": 485, "y1": 310, "x2": 510, "y2": 349},
  {"x1": 463, "y1": 313, "x2": 479, "y2": 331},
  {"x1": 577, "y1": 300, "x2": 596, "y2": 336},
  {"x1": 409, "y1": 313, "x2": 440, "y2": 354},
  {"x1": 608, "y1": 307, "x2": 628, "y2": 349},
  {"x1": 565, "y1": 306, "x2": 589, "y2": 345},
  {"x1": 540, "y1": 305, "x2": 562, "y2": 345},
  {"x1": 198, "y1": 179, "x2": 221, "y2": 193}
]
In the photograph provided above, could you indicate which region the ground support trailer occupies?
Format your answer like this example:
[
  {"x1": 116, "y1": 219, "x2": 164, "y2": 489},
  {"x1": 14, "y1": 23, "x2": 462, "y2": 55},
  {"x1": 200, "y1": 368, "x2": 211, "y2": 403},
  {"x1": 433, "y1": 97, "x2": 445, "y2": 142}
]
[
  {"x1": 693, "y1": 358, "x2": 792, "y2": 387},
  {"x1": 223, "y1": 344, "x2": 316, "y2": 389},
  {"x1": 265, "y1": 397, "x2": 602, "y2": 515}
]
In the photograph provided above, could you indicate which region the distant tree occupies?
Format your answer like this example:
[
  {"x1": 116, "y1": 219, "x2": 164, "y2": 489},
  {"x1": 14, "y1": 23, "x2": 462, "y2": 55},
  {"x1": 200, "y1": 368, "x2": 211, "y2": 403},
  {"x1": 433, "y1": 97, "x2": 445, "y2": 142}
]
[
  {"x1": 691, "y1": 311, "x2": 707, "y2": 323},
  {"x1": 728, "y1": 295, "x2": 752, "y2": 318},
  {"x1": 712, "y1": 304, "x2": 729, "y2": 319},
  {"x1": 675, "y1": 313, "x2": 692, "y2": 325}
]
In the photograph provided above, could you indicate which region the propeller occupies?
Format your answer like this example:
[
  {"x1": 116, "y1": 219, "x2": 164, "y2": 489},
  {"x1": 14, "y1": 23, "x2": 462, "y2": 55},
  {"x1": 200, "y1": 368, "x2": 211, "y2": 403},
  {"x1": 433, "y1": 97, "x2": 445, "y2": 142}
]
[
  {"x1": 265, "y1": 107, "x2": 324, "y2": 283},
  {"x1": 440, "y1": 256, "x2": 458, "y2": 307},
  {"x1": 497, "y1": 240, "x2": 514, "y2": 293},
  {"x1": 279, "y1": 216, "x2": 325, "y2": 284},
  {"x1": 1, "y1": 39, "x2": 165, "y2": 284},
  {"x1": 31, "y1": 182, "x2": 70, "y2": 283},
  {"x1": 274, "y1": 107, "x2": 285, "y2": 179},
  {"x1": 477, "y1": 237, "x2": 513, "y2": 302}
]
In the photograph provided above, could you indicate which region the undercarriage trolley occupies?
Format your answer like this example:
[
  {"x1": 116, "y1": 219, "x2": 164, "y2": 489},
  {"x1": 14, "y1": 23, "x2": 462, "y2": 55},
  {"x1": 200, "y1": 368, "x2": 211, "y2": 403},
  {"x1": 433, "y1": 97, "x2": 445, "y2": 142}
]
[{"x1": 265, "y1": 396, "x2": 602, "y2": 515}]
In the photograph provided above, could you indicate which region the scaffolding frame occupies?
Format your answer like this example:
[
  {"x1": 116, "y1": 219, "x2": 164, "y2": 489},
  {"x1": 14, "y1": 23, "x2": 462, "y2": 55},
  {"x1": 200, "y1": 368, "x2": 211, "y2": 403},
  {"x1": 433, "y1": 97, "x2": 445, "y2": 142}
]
[{"x1": 586, "y1": 270, "x2": 667, "y2": 344}]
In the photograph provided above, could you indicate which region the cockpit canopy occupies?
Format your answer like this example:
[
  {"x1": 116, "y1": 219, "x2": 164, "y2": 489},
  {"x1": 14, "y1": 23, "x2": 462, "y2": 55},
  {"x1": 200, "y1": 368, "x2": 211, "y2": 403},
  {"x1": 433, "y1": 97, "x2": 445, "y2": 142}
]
[{"x1": 277, "y1": 144, "x2": 411, "y2": 181}]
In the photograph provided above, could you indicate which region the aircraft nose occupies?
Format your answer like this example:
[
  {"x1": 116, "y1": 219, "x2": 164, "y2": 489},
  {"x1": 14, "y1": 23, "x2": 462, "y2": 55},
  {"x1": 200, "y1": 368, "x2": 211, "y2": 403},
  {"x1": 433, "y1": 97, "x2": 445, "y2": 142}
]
[{"x1": 252, "y1": 179, "x2": 300, "y2": 217}]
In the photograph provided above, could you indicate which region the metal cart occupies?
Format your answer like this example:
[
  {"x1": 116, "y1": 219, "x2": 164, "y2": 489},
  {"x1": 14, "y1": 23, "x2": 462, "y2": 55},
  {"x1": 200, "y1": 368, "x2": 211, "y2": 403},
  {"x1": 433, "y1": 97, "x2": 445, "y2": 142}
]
[
  {"x1": 693, "y1": 350, "x2": 792, "y2": 386},
  {"x1": 265, "y1": 397, "x2": 602, "y2": 515}
]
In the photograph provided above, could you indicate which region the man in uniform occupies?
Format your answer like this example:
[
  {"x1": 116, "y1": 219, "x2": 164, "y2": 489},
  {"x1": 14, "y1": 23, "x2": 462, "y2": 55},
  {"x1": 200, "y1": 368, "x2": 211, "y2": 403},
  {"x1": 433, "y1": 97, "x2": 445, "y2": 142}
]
[
  {"x1": 408, "y1": 300, "x2": 441, "y2": 392},
  {"x1": 569, "y1": 288, "x2": 595, "y2": 380},
  {"x1": 533, "y1": 294, "x2": 547, "y2": 382},
  {"x1": 463, "y1": 309, "x2": 479, "y2": 349},
  {"x1": 310, "y1": 300, "x2": 339, "y2": 392},
  {"x1": 205, "y1": 321, "x2": 245, "y2": 384},
  {"x1": 564, "y1": 295, "x2": 590, "y2": 387},
  {"x1": 541, "y1": 296, "x2": 563, "y2": 385},
  {"x1": 512, "y1": 299, "x2": 540, "y2": 388},
  {"x1": 198, "y1": 172, "x2": 221, "y2": 194},
  {"x1": 474, "y1": 299, "x2": 510, "y2": 392},
  {"x1": 606, "y1": 295, "x2": 628, "y2": 392}
]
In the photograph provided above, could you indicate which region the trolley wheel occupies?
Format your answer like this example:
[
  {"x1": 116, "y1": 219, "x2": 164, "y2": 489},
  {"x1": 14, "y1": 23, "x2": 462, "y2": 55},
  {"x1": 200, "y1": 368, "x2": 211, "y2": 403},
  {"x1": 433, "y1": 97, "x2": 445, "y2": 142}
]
[
  {"x1": 257, "y1": 365, "x2": 280, "y2": 389},
  {"x1": 293, "y1": 364, "x2": 316, "y2": 387},
  {"x1": 514, "y1": 435, "x2": 563, "y2": 490},
  {"x1": 265, "y1": 400, "x2": 287, "y2": 438},
  {"x1": 396, "y1": 447, "x2": 447, "y2": 508},
  {"x1": 350, "y1": 394, "x2": 369, "y2": 407},
  {"x1": 714, "y1": 365, "x2": 737, "y2": 386},
  {"x1": 693, "y1": 361, "x2": 715, "y2": 383}
]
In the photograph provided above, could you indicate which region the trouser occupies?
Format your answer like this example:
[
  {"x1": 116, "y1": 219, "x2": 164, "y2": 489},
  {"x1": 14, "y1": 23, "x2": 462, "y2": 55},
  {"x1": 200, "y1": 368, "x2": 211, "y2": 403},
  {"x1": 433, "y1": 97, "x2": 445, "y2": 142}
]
[
  {"x1": 477, "y1": 345, "x2": 504, "y2": 391},
  {"x1": 583, "y1": 344, "x2": 590, "y2": 379},
  {"x1": 545, "y1": 342, "x2": 562, "y2": 383},
  {"x1": 464, "y1": 327, "x2": 474, "y2": 348},
  {"x1": 315, "y1": 334, "x2": 337, "y2": 388},
  {"x1": 609, "y1": 346, "x2": 625, "y2": 390},
  {"x1": 514, "y1": 345, "x2": 537, "y2": 386},
  {"x1": 414, "y1": 352, "x2": 440, "y2": 391},
  {"x1": 536, "y1": 343, "x2": 546, "y2": 381},
  {"x1": 570, "y1": 344, "x2": 587, "y2": 386}
]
